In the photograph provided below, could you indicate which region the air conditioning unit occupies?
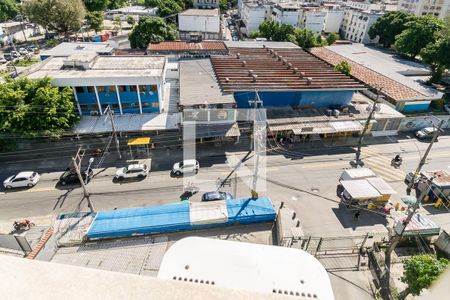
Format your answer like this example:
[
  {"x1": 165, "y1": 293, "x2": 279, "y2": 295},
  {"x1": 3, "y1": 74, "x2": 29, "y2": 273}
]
[
  {"x1": 333, "y1": 109, "x2": 340, "y2": 117},
  {"x1": 326, "y1": 109, "x2": 332, "y2": 117}
]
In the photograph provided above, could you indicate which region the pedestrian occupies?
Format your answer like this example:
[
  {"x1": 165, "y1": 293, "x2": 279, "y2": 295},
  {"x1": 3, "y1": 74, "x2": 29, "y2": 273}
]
[{"x1": 353, "y1": 210, "x2": 360, "y2": 221}]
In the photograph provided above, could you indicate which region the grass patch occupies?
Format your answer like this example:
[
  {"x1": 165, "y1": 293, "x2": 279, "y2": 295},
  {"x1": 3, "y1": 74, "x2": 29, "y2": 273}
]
[{"x1": 13, "y1": 58, "x2": 40, "y2": 67}]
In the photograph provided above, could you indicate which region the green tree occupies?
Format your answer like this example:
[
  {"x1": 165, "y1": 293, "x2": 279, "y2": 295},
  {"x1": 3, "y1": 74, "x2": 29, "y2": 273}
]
[
  {"x1": 126, "y1": 15, "x2": 136, "y2": 26},
  {"x1": 0, "y1": 77, "x2": 79, "y2": 137},
  {"x1": 86, "y1": 11, "x2": 104, "y2": 33},
  {"x1": 335, "y1": 60, "x2": 351, "y2": 76},
  {"x1": 288, "y1": 28, "x2": 317, "y2": 48},
  {"x1": 83, "y1": 0, "x2": 109, "y2": 12},
  {"x1": 129, "y1": 17, "x2": 177, "y2": 49},
  {"x1": 326, "y1": 32, "x2": 339, "y2": 45},
  {"x1": 368, "y1": 11, "x2": 415, "y2": 48},
  {"x1": 145, "y1": 0, "x2": 184, "y2": 17},
  {"x1": 400, "y1": 255, "x2": 448, "y2": 298},
  {"x1": 113, "y1": 15, "x2": 122, "y2": 33},
  {"x1": 258, "y1": 21, "x2": 279, "y2": 40},
  {"x1": 24, "y1": 0, "x2": 86, "y2": 34},
  {"x1": 394, "y1": 15, "x2": 445, "y2": 59},
  {"x1": 0, "y1": 0, "x2": 20, "y2": 22},
  {"x1": 219, "y1": 0, "x2": 228, "y2": 11},
  {"x1": 108, "y1": 0, "x2": 128, "y2": 9}
]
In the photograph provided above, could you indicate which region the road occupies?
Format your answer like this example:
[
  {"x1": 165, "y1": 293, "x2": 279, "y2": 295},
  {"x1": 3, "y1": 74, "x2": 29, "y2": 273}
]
[{"x1": 1, "y1": 134, "x2": 450, "y2": 232}]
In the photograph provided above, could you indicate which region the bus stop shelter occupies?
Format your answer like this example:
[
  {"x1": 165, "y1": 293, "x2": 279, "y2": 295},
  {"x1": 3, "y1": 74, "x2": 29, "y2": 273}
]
[{"x1": 127, "y1": 137, "x2": 151, "y2": 159}]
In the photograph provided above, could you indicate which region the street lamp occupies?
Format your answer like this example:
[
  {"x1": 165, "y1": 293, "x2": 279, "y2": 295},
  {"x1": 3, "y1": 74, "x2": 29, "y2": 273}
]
[{"x1": 85, "y1": 157, "x2": 95, "y2": 184}]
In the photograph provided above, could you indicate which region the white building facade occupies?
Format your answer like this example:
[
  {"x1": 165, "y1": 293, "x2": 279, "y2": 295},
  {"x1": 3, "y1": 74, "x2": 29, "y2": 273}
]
[
  {"x1": 323, "y1": 9, "x2": 344, "y2": 33},
  {"x1": 193, "y1": 0, "x2": 220, "y2": 9},
  {"x1": 241, "y1": 2, "x2": 270, "y2": 34},
  {"x1": 271, "y1": 3, "x2": 301, "y2": 27},
  {"x1": 398, "y1": 0, "x2": 450, "y2": 19},
  {"x1": 178, "y1": 9, "x2": 221, "y2": 40},
  {"x1": 298, "y1": 9, "x2": 327, "y2": 33},
  {"x1": 340, "y1": 9, "x2": 383, "y2": 44}
]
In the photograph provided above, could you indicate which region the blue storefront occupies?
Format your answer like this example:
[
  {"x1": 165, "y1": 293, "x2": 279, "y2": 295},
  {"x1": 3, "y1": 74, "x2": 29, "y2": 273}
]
[
  {"x1": 74, "y1": 84, "x2": 160, "y2": 115},
  {"x1": 233, "y1": 90, "x2": 355, "y2": 109}
]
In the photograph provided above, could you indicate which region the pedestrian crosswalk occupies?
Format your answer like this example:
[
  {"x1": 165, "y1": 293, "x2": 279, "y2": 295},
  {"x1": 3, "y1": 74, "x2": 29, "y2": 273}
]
[{"x1": 361, "y1": 148, "x2": 405, "y2": 182}]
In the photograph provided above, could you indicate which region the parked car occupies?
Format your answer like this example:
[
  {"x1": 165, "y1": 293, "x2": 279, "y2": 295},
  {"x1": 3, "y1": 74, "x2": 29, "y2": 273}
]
[
  {"x1": 58, "y1": 168, "x2": 93, "y2": 186},
  {"x1": 3, "y1": 172, "x2": 40, "y2": 189},
  {"x1": 27, "y1": 45, "x2": 37, "y2": 52},
  {"x1": 3, "y1": 53, "x2": 13, "y2": 61},
  {"x1": 444, "y1": 104, "x2": 450, "y2": 114},
  {"x1": 19, "y1": 47, "x2": 28, "y2": 55},
  {"x1": 415, "y1": 127, "x2": 439, "y2": 140},
  {"x1": 115, "y1": 163, "x2": 149, "y2": 180},
  {"x1": 201, "y1": 191, "x2": 232, "y2": 202},
  {"x1": 172, "y1": 159, "x2": 199, "y2": 176},
  {"x1": 11, "y1": 50, "x2": 20, "y2": 58}
]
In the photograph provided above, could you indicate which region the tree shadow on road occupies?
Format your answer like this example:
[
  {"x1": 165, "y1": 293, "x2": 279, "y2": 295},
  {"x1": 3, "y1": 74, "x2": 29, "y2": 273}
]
[{"x1": 53, "y1": 188, "x2": 74, "y2": 211}]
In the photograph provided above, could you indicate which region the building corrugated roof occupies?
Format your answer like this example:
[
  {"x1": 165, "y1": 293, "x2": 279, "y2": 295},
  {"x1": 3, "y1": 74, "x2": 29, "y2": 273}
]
[
  {"x1": 309, "y1": 47, "x2": 428, "y2": 102},
  {"x1": 148, "y1": 41, "x2": 226, "y2": 51},
  {"x1": 211, "y1": 47, "x2": 366, "y2": 92}
]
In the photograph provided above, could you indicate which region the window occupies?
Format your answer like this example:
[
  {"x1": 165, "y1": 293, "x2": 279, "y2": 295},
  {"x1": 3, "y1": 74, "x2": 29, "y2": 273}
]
[
  {"x1": 112, "y1": 103, "x2": 120, "y2": 110},
  {"x1": 151, "y1": 102, "x2": 159, "y2": 108},
  {"x1": 130, "y1": 85, "x2": 138, "y2": 92},
  {"x1": 90, "y1": 105, "x2": 99, "y2": 111},
  {"x1": 75, "y1": 86, "x2": 84, "y2": 93},
  {"x1": 150, "y1": 85, "x2": 157, "y2": 92},
  {"x1": 108, "y1": 86, "x2": 116, "y2": 93},
  {"x1": 87, "y1": 86, "x2": 95, "y2": 93},
  {"x1": 121, "y1": 103, "x2": 129, "y2": 109},
  {"x1": 96, "y1": 86, "x2": 105, "y2": 93},
  {"x1": 80, "y1": 104, "x2": 89, "y2": 111},
  {"x1": 130, "y1": 102, "x2": 140, "y2": 108},
  {"x1": 142, "y1": 102, "x2": 150, "y2": 108},
  {"x1": 117, "y1": 85, "x2": 126, "y2": 92},
  {"x1": 139, "y1": 85, "x2": 147, "y2": 93}
]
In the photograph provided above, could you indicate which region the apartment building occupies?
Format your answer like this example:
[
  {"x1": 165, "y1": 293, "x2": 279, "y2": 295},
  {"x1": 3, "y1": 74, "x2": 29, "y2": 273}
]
[
  {"x1": 298, "y1": 8, "x2": 327, "y2": 33},
  {"x1": 340, "y1": 8, "x2": 383, "y2": 43},
  {"x1": 398, "y1": 0, "x2": 450, "y2": 19},
  {"x1": 241, "y1": 1, "x2": 271, "y2": 34},
  {"x1": 271, "y1": 3, "x2": 301, "y2": 26},
  {"x1": 193, "y1": 0, "x2": 220, "y2": 9}
]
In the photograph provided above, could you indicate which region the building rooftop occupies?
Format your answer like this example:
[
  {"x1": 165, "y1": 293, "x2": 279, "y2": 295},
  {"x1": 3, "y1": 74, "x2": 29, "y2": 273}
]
[
  {"x1": 309, "y1": 44, "x2": 443, "y2": 102},
  {"x1": 148, "y1": 41, "x2": 227, "y2": 52},
  {"x1": 210, "y1": 47, "x2": 366, "y2": 93},
  {"x1": 180, "y1": 59, "x2": 235, "y2": 106},
  {"x1": 158, "y1": 237, "x2": 334, "y2": 300},
  {"x1": 24, "y1": 54, "x2": 166, "y2": 81},
  {"x1": 40, "y1": 42, "x2": 115, "y2": 57},
  {"x1": 224, "y1": 41, "x2": 299, "y2": 49},
  {"x1": 179, "y1": 8, "x2": 219, "y2": 16}
]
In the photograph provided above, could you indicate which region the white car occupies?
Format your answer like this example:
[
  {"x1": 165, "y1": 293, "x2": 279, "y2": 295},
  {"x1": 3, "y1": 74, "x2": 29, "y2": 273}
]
[
  {"x1": 415, "y1": 127, "x2": 438, "y2": 140},
  {"x1": 115, "y1": 164, "x2": 149, "y2": 180},
  {"x1": 172, "y1": 159, "x2": 200, "y2": 176},
  {"x1": 3, "y1": 171, "x2": 40, "y2": 189}
]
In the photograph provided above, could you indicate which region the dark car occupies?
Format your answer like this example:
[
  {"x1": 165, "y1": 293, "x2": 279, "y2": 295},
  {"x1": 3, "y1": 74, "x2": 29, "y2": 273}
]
[
  {"x1": 201, "y1": 191, "x2": 233, "y2": 202},
  {"x1": 58, "y1": 169, "x2": 93, "y2": 186}
]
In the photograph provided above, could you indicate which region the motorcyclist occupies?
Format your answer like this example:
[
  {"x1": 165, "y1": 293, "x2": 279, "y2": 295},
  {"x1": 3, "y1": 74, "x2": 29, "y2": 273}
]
[{"x1": 394, "y1": 154, "x2": 402, "y2": 162}]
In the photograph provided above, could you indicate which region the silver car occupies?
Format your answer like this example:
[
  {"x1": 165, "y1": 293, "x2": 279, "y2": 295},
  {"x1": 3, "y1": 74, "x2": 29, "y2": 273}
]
[{"x1": 115, "y1": 164, "x2": 149, "y2": 180}]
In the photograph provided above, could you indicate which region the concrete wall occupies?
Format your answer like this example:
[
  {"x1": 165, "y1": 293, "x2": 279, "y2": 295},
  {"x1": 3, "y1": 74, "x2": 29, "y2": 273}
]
[
  {"x1": 233, "y1": 90, "x2": 354, "y2": 108},
  {"x1": 179, "y1": 14, "x2": 220, "y2": 34},
  {"x1": 302, "y1": 11, "x2": 326, "y2": 33}
]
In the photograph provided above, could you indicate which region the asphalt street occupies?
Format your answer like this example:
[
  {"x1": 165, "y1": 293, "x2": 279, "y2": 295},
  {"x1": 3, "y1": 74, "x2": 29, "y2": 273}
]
[{"x1": 1, "y1": 134, "x2": 450, "y2": 233}]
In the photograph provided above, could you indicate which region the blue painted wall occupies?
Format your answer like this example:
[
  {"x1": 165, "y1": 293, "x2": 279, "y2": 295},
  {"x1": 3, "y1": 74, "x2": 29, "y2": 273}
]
[
  {"x1": 399, "y1": 101, "x2": 431, "y2": 113},
  {"x1": 140, "y1": 85, "x2": 160, "y2": 113},
  {"x1": 233, "y1": 90, "x2": 355, "y2": 109},
  {"x1": 76, "y1": 87, "x2": 98, "y2": 115}
]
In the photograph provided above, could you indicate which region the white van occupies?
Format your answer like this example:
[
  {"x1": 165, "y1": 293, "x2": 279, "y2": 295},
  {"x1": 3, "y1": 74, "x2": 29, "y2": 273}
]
[{"x1": 172, "y1": 159, "x2": 200, "y2": 176}]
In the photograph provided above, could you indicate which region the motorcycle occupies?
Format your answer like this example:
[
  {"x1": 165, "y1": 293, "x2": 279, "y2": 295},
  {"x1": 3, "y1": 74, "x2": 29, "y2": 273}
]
[
  {"x1": 180, "y1": 183, "x2": 199, "y2": 201},
  {"x1": 13, "y1": 219, "x2": 35, "y2": 231},
  {"x1": 391, "y1": 157, "x2": 402, "y2": 169}
]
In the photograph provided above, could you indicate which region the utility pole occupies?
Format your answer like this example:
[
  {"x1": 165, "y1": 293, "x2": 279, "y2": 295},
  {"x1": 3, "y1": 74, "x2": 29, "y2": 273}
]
[
  {"x1": 249, "y1": 89, "x2": 263, "y2": 198},
  {"x1": 104, "y1": 105, "x2": 122, "y2": 159},
  {"x1": 72, "y1": 148, "x2": 95, "y2": 212},
  {"x1": 353, "y1": 87, "x2": 382, "y2": 167},
  {"x1": 381, "y1": 177, "x2": 433, "y2": 295},
  {"x1": 406, "y1": 119, "x2": 444, "y2": 195}
]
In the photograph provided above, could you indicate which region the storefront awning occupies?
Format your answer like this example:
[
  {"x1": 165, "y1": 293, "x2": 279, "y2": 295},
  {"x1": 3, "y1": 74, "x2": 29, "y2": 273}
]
[
  {"x1": 127, "y1": 137, "x2": 151, "y2": 146},
  {"x1": 269, "y1": 120, "x2": 363, "y2": 135}
]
